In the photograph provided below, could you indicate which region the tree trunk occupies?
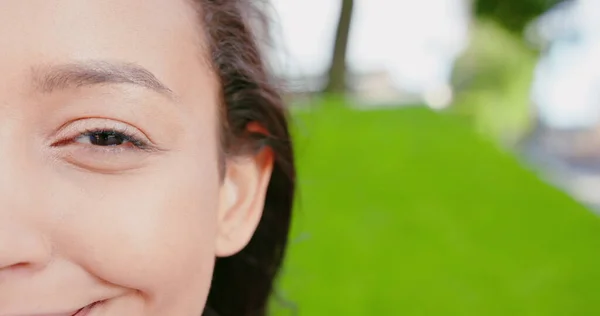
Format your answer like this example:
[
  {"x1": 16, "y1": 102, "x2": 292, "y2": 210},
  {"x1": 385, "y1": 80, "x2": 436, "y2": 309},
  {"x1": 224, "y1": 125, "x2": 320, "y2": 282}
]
[{"x1": 323, "y1": 0, "x2": 355, "y2": 94}]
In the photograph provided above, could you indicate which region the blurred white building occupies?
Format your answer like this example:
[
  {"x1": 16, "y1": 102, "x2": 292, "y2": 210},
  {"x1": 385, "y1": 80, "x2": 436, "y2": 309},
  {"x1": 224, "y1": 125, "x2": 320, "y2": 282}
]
[
  {"x1": 530, "y1": 0, "x2": 600, "y2": 130},
  {"x1": 522, "y1": 0, "x2": 600, "y2": 210},
  {"x1": 266, "y1": 0, "x2": 469, "y2": 106}
]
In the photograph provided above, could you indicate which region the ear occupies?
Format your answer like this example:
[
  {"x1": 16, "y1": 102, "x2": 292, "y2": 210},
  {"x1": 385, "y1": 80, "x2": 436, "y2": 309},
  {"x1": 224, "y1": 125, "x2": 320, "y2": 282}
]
[{"x1": 215, "y1": 123, "x2": 274, "y2": 257}]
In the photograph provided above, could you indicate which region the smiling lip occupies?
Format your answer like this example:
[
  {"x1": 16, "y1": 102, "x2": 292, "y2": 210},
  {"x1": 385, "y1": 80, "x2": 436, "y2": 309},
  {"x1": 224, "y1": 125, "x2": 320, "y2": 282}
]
[
  {"x1": 2, "y1": 301, "x2": 101, "y2": 316},
  {"x1": 72, "y1": 302, "x2": 100, "y2": 316}
]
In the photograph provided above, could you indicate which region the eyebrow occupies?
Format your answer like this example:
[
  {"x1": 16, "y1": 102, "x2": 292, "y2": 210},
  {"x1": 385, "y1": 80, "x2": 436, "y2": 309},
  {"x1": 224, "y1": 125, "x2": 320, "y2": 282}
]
[{"x1": 31, "y1": 60, "x2": 175, "y2": 99}]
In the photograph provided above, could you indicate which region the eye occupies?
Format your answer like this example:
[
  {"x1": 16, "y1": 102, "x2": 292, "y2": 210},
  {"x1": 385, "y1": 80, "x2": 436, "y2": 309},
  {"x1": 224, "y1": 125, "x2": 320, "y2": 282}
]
[
  {"x1": 75, "y1": 130, "x2": 139, "y2": 147},
  {"x1": 49, "y1": 119, "x2": 159, "y2": 172},
  {"x1": 50, "y1": 119, "x2": 155, "y2": 151}
]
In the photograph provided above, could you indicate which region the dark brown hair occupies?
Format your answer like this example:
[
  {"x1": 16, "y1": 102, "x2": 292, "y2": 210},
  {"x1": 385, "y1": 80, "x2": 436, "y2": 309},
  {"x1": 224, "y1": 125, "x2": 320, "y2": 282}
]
[{"x1": 197, "y1": 1, "x2": 296, "y2": 315}]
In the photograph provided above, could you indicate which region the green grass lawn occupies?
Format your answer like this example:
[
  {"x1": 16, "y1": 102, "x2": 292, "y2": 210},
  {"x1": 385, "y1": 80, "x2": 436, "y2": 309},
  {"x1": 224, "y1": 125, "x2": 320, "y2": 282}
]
[{"x1": 272, "y1": 104, "x2": 600, "y2": 315}]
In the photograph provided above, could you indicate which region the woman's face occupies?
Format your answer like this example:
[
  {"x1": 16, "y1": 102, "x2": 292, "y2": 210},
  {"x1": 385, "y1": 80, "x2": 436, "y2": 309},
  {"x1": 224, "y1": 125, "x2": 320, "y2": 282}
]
[{"x1": 0, "y1": 1, "x2": 272, "y2": 315}]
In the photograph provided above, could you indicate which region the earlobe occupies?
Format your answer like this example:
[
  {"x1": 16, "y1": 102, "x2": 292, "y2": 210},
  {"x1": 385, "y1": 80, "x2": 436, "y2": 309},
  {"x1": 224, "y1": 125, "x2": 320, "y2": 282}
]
[{"x1": 215, "y1": 144, "x2": 273, "y2": 257}]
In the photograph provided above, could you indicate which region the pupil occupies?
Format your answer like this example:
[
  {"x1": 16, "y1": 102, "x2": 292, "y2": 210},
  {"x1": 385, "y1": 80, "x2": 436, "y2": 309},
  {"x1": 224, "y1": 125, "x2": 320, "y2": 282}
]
[{"x1": 91, "y1": 132, "x2": 124, "y2": 146}]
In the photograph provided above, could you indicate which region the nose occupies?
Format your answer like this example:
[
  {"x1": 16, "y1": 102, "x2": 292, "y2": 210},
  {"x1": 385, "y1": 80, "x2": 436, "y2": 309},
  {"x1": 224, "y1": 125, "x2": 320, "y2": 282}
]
[
  {"x1": 0, "y1": 220, "x2": 52, "y2": 275},
  {"x1": 0, "y1": 128, "x2": 52, "y2": 276}
]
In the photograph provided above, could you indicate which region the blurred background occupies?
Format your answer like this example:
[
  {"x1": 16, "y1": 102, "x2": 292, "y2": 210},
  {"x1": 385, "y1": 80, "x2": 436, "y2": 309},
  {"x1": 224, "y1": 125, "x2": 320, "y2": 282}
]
[{"x1": 261, "y1": 0, "x2": 600, "y2": 314}]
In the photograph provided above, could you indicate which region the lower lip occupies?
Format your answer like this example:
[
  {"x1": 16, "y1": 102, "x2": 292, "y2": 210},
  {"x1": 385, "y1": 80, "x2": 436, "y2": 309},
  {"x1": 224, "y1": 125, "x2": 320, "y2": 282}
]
[{"x1": 73, "y1": 301, "x2": 100, "y2": 316}]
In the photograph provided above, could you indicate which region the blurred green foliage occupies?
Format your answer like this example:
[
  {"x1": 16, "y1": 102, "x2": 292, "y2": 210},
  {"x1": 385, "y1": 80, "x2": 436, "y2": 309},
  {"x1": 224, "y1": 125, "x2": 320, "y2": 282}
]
[
  {"x1": 451, "y1": 19, "x2": 538, "y2": 146},
  {"x1": 272, "y1": 103, "x2": 600, "y2": 315},
  {"x1": 475, "y1": 0, "x2": 565, "y2": 33}
]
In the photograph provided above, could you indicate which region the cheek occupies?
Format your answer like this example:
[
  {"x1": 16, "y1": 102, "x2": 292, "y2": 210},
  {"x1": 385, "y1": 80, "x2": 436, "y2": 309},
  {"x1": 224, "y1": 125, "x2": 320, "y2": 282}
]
[{"x1": 52, "y1": 149, "x2": 221, "y2": 311}]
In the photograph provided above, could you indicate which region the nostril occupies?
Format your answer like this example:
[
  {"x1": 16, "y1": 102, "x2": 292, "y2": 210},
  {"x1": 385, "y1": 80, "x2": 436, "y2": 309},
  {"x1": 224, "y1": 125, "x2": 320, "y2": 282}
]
[
  {"x1": 7, "y1": 262, "x2": 31, "y2": 270},
  {"x1": 0, "y1": 255, "x2": 48, "y2": 273},
  {"x1": 0, "y1": 222, "x2": 53, "y2": 273},
  {"x1": 0, "y1": 262, "x2": 38, "y2": 280},
  {"x1": 0, "y1": 263, "x2": 28, "y2": 282},
  {"x1": 0, "y1": 260, "x2": 29, "y2": 271}
]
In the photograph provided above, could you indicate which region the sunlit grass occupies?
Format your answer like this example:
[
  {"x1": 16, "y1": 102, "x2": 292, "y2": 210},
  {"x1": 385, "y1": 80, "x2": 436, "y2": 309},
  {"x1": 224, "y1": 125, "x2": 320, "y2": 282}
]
[{"x1": 272, "y1": 104, "x2": 600, "y2": 315}]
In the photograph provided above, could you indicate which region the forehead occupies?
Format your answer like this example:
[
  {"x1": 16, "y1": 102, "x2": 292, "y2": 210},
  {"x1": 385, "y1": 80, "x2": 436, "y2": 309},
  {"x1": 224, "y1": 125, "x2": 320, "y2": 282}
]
[{"x1": 0, "y1": 0, "x2": 208, "y2": 96}]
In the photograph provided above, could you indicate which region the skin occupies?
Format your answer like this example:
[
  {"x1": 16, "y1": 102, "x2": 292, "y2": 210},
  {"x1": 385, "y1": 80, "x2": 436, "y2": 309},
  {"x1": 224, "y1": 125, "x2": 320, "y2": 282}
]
[{"x1": 0, "y1": 1, "x2": 273, "y2": 315}]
